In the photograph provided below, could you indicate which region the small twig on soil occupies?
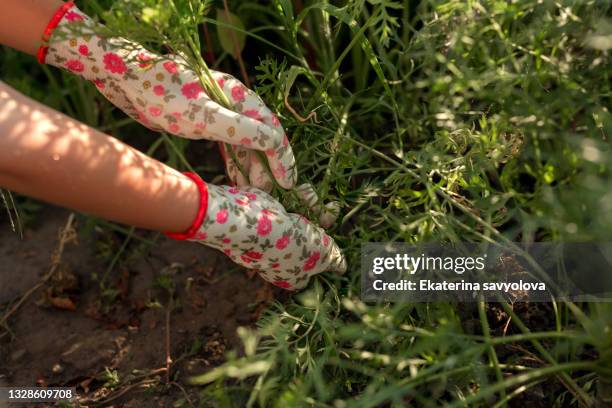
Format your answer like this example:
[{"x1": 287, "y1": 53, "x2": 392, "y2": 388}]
[
  {"x1": 165, "y1": 300, "x2": 173, "y2": 384},
  {"x1": 0, "y1": 284, "x2": 42, "y2": 329},
  {"x1": 89, "y1": 378, "x2": 159, "y2": 405},
  {"x1": 0, "y1": 213, "x2": 76, "y2": 328},
  {"x1": 77, "y1": 368, "x2": 167, "y2": 404},
  {"x1": 127, "y1": 367, "x2": 168, "y2": 382},
  {"x1": 502, "y1": 301, "x2": 514, "y2": 335},
  {"x1": 170, "y1": 381, "x2": 195, "y2": 408},
  {"x1": 502, "y1": 316, "x2": 512, "y2": 335}
]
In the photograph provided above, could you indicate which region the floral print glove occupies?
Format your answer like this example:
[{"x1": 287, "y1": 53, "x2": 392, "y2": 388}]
[
  {"x1": 38, "y1": 2, "x2": 296, "y2": 190},
  {"x1": 167, "y1": 173, "x2": 347, "y2": 290},
  {"x1": 296, "y1": 183, "x2": 340, "y2": 229}
]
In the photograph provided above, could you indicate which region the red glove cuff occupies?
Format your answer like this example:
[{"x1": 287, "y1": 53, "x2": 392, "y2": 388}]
[
  {"x1": 37, "y1": 1, "x2": 76, "y2": 64},
  {"x1": 164, "y1": 172, "x2": 209, "y2": 240}
]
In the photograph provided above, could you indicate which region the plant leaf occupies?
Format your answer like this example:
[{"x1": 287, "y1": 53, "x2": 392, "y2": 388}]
[{"x1": 216, "y1": 8, "x2": 246, "y2": 59}]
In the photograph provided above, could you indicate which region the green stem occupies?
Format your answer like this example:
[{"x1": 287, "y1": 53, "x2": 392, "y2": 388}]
[
  {"x1": 447, "y1": 361, "x2": 595, "y2": 408},
  {"x1": 479, "y1": 300, "x2": 507, "y2": 407},
  {"x1": 501, "y1": 302, "x2": 594, "y2": 407}
]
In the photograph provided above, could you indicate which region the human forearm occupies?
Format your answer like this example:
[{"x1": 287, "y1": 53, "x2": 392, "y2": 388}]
[
  {"x1": 0, "y1": 81, "x2": 198, "y2": 233},
  {"x1": 0, "y1": 0, "x2": 64, "y2": 56}
]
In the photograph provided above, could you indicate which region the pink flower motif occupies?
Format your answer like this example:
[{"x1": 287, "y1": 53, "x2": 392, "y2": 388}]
[
  {"x1": 78, "y1": 44, "x2": 89, "y2": 56},
  {"x1": 65, "y1": 59, "x2": 84, "y2": 72},
  {"x1": 216, "y1": 209, "x2": 229, "y2": 224},
  {"x1": 181, "y1": 82, "x2": 203, "y2": 100},
  {"x1": 271, "y1": 263, "x2": 280, "y2": 269},
  {"x1": 265, "y1": 149, "x2": 275, "y2": 158},
  {"x1": 245, "y1": 192, "x2": 257, "y2": 200},
  {"x1": 137, "y1": 52, "x2": 153, "y2": 68},
  {"x1": 153, "y1": 85, "x2": 165, "y2": 96},
  {"x1": 271, "y1": 114, "x2": 281, "y2": 127},
  {"x1": 223, "y1": 249, "x2": 232, "y2": 256},
  {"x1": 65, "y1": 11, "x2": 85, "y2": 22},
  {"x1": 256, "y1": 216, "x2": 273, "y2": 236},
  {"x1": 283, "y1": 135, "x2": 289, "y2": 147},
  {"x1": 262, "y1": 209, "x2": 273, "y2": 216},
  {"x1": 244, "y1": 109, "x2": 264, "y2": 122},
  {"x1": 243, "y1": 250, "x2": 263, "y2": 260},
  {"x1": 239, "y1": 255, "x2": 253, "y2": 264},
  {"x1": 195, "y1": 122, "x2": 206, "y2": 130},
  {"x1": 273, "y1": 280, "x2": 292, "y2": 289},
  {"x1": 103, "y1": 52, "x2": 127, "y2": 74},
  {"x1": 228, "y1": 187, "x2": 239, "y2": 194},
  {"x1": 222, "y1": 238, "x2": 231, "y2": 244},
  {"x1": 148, "y1": 106, "x2": 162, "y2": 117},
  {"x1": 169, "y1": 123, "x2": 180, "y2": 134},
  {"x1": 217, "y1": 78, "x2": 225, "y2": 88},
  {"x1": 323, "y1": 235, "x2": 330, "y2": 247},
  {"x1": 231, "y1": 85, "x2": 245, "y2": 102},
  {"x1": 136, "y1": 110, "x2": 150, "y2": 126},
  {"x1": 93, "y1": 79, "x2": 105, "y2": 89},
  {"x1": 163, "y1": 61, "x2": 178, "y2": 74},
  {"x1": 194, "y1": 231, "x2": 207, "y2": 240},
  {"x1": 172, "y1": 112, "x2": 182, "y2": 120},
  {"x1": 273, "y1": 162, "x2": 287, "y2": 180},
  {"x1": 235, "y1": 198, "x2": 249, "y2": 206},
  {"x1": 303, "y1": 251, "x2": 321, "y2": 272},
  {"x1": 275, "y1": 235, "x2": 290, "y2": 250},
  {"x1": 240, "y1": 137, "x2": 252, "y2": 146}
]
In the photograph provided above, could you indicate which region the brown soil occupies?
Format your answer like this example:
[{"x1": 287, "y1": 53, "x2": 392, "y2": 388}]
[{"x1": 0, "y1": 206, "x2": 276, "y2": 407}]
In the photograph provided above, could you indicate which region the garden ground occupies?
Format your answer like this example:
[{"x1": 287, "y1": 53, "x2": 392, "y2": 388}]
[{"x1": 0, "y1": 208, "x2": 285, "y2": 406}]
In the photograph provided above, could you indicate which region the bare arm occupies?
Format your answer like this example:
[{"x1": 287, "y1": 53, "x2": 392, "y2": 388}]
[
  {"x1": 0, "y1": 0, "x2": 64, "y2": 56},
  {"x1": 0, "y1": 81, "x2": 199, "y2": 233},
  {"x1": 0, "y1": 1, "x2": 199, "y2": 233}
]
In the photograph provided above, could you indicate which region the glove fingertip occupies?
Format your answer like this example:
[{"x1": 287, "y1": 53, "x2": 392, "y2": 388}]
[
  {"x1": 326, "y1": 240, "x2": 348, "y2": 275},
  {"x1": 330, "y1": 255, "x2": 348, "y2": 276},
  {"x1": 319, "y1": 201, "x2": 341, "y2": 229}
]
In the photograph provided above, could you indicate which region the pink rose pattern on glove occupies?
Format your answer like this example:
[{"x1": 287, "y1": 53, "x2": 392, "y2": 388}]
[
  {"x1": 194, "y1": 184, "x2": 347, "y2": 290},
  {"x1": 41, "y1": 4, "x2": 296, "y2": 191}
]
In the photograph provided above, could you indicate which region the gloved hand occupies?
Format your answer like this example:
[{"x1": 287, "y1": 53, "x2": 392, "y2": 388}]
[
  {"x1": 296, "y1": 183, "x2": 340, "y2": 229},
  {"x1": 166, "y1": 173, "x2": 347, "y2": 290},
  {"x1": 38, "y1": 2, "x2": 296, "y2": 191}
]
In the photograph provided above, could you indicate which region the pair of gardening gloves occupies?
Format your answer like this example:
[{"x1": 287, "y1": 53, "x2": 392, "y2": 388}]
[{"x1": 39, "y1": 2, "x2": 346, "y2": 290}]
